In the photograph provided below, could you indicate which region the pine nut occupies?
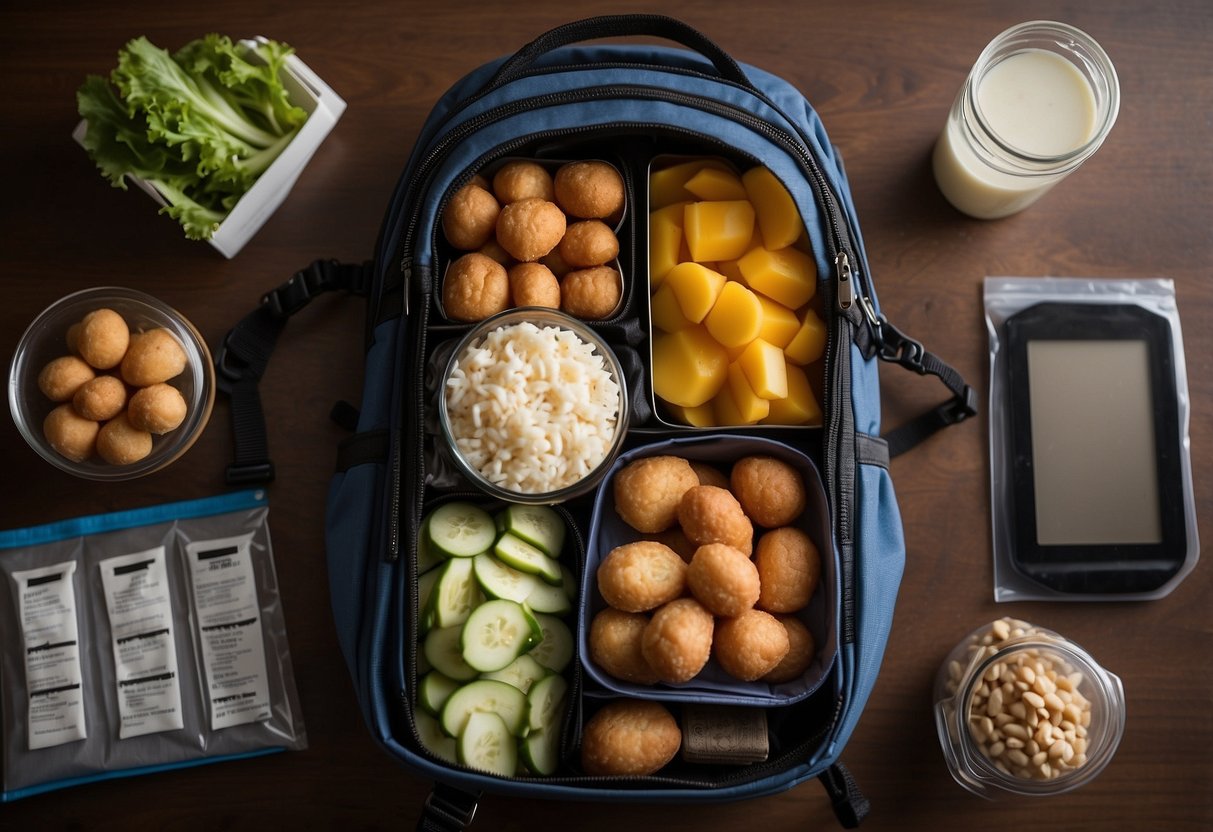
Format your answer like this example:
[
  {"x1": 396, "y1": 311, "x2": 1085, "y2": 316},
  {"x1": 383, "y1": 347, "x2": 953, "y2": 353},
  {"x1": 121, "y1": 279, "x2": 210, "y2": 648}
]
[
  {"x1": 1031, "y1": 751, "x2": 1048, "y2": 767},
  {"x1": 1048, "y1": 739, "x2": 1067, "y2": 759},
  {"x1": 1023, "y1": 691, "x2": 1045, "y2": 709},
  {"x1": 988, "y1": 740, "x2": 1006, "y2": 758},
  {"x1": 992, "y1": 619, "x2": 1011, "y2": 640},
  {"x1": 1007, "y1": 749, "x2": 1030, "y2": 767},
  {"x1": 987, "y1": 687, "x2": 1004, "y2": 717},
  {"x1": 1003, "y1": 723, "x2": 1028, "y2": 740}
]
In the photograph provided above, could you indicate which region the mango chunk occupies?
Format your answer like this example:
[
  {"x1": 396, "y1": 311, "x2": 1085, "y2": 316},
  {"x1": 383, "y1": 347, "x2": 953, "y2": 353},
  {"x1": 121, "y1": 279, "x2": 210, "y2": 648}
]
[
  {"x1": 762, "y1": 363, "x2": 822, "y2": 426},
  {"x1": 785, "y1": 308, "x2": 827, "y2": 366},
  {"x1": 683, "y1": 200, "x2": 755, "y2": 262},
  {"x1": 651, "y1": 325, "x2": 729, "y2": 408},
  {"x1": 743, "y1": 166, "x2": 802, "y2": 250},
  {"x1": 737, "y1": 338, "x2": 788, "y2": 400},
  {"x1": 666, "y1": 402, "x2": 715, "y2": 428},
  {"x1": 711, "y1": 385, "x2": 753, "y2": 426},
  {"x1": 650, "y1": 282, "x2": 693, "y2": 333},
  {"x1": 726, "y1": 362, "x2": 771, "y2": 423},
  {"x1": 705, "y1": 281, "x2": 764, "y2": 348},
  {"x1": 684, "y1": 167, "x2": 748, "y2": 201},
  {"x1": 650, "y1": 159, "x2": 730, "y2": 210},
  {"x1": 737, "y1": 245, "x2": 817, "y2": 309},
  {"x1": 725, "y1": 341, "x2": 752, "y2": 362},
  {"x1": 649, "y1": 203, "x2": 686, "y2": 288},
  {"x1": 665, "y1": 262, "x2": 727, "y2": 324},
  {"x1": 754, "y1": 295, "x2": 800, "y2": 349}
]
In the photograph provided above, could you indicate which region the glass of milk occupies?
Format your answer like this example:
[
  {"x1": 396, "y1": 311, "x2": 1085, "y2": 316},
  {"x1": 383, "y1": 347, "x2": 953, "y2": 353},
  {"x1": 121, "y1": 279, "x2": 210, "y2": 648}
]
[{"x1": 933, "y1": 21, "x2": 1119, "y2": 219}]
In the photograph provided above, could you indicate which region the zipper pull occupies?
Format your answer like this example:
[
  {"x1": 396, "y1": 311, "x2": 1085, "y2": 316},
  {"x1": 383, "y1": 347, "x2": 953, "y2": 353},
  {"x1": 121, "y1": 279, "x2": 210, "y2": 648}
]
[
  {"x1": 835, "y1": 251, "x2": 854, "y2": 310},
  {"x1": 399, "y1": 256, "x2": 412, "y2": 317}
]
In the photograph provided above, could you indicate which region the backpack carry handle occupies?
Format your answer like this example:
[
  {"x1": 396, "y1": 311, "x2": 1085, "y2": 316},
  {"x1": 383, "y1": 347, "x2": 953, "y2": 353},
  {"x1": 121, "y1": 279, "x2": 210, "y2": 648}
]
[{"x1": 484, "y1": 14, "x2": 755, "y2": 94}]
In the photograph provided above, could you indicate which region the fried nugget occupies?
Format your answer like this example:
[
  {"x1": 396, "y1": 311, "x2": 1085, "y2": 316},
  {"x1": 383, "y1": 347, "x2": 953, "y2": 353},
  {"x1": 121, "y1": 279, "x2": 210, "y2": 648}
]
[
  {"x1": 442, "y1": 182, "x2": 500, "y2": 250},
  {"x1": 558, "y1": 220, "x2": 619, "y2": 268},
  {"x1": 507, "y1": 261, "x2": 560, "y2": 308},
  {"x1": 554, "y1": 161, "x2": 625, "y2": 219},
  {"x1": 560, "y1": 266, "x2": 621, "y2": 319},
  {"x1": 689, "y1": 461, "x2": 730, "y2": 490},
  {"x1": 492, "y1": 160, "x2": 555, "y2": 204},
  {"x1": 645, "y1": 526, "x2": 697, "y2": 563},
  {"x1": 442, "y1": 252, "x2": 510, "y2": 322},
  {"x1": 687, "y1": 543, "x2": 760, "y2": 617},
  {"x1": 714, "y1": 609, "x2": 790, "y2": 682},
  {"x1": 613, "y1": 455, "x2": 699, "y2": 533},
  {"x1": 597, "y1": 541, "x2": 687, "y2": 613},
  {"x1": 730, "y1": 455, "x2": 807, "y2": 528},
  {"x1": 581, "y1": 700, "x2": 680, "y2": 776},
  {"x1": 496, "y1": 197, "x2": 566, "y2": 262},
  {"x1": 641, "y1": 598, "x2": 714, "y2": 684},
  {"x1": 677, "y1": 485, "x2": 754, "y2": 556},
  {"x1": 754, "y1": 526, "x2": 821, "y2": 614},
  {"x1": 762, "y1": 615, "x2": 816, "y2": 684},
  {"x1": 589, "y1": 608, "x2": 659, "y2": 684}
]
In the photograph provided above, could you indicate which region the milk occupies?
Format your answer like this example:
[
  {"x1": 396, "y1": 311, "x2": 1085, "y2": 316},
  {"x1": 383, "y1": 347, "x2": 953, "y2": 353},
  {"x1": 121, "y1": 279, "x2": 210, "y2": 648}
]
[{"x1": 934, "y1": 46, "x2": 1103, "y2": 219}]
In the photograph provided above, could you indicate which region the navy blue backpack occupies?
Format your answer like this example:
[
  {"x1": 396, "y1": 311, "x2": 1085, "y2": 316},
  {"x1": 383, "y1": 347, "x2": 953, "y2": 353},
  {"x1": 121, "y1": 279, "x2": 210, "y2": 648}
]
[{"x1": 217, "y1": 15, "x2": 974, "y2": 829}]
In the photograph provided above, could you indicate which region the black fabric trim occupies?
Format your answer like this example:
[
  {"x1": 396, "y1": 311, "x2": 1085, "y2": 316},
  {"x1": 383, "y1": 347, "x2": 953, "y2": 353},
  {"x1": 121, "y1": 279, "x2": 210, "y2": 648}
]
[
  {"x1": 854, "y1": 433, "x2": 889, "y2": 469},
  {"x1": 335, "y1": 429, "x2": 390, "y2": 472}
]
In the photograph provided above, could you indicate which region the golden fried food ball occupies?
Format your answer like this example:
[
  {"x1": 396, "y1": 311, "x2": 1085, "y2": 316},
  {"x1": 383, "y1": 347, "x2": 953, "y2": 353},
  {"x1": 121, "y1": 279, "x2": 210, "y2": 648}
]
[
  {"x1": 96, "y1": 411, "x2": 153, "y2": 465},
  {"x1": 558, "y1": 220, "x2": 620, "y2": 268},
  {"x1": 120, "y1": 329, "x2": 187, "y2": 387},
  {"x1": 441, "y1": 182, "x2": 500, "y2": 250},
  {"x1": 442, "y1": 252, "x2": 511, "y2": 322},
  {"x1": 43, "y1": 404, "x2": 99, "y2": 463},
  {"x1": 554, "y1": 161, "x2": 625, "y2": 219},
  {"x1": 560, "y1": 266, "x2": 621, "y2": 319},
  {"x1": 127, "y1": 383, "x2": 187, "y2": 434},
  {"x1": 687, "y1": 543, "x2": 760, "y2": 617},
  {"x1": 763, "y1": 615, "x2": 816, "y2": 684},
  {"x1": 589, "y1": 608, "x2": 659, "y2": 684},
  {"x1": 507, "y1": 262, "x2": 560, "y2": 308},
  {"x1": 492, "y1": 160, "x2": 555, "y2": 204},
  {"x1": 495, "y1": 197, "x2": 567, "y2": 262},
  {"x1": 470, "y1": 173, "x2": 491, "y2": 191},
  {"x1": 714, "y1": 609, "x2": 790, "y2": 682},
  {"x1": 613, "y1": 455, "x2": 699, "y2": 533},
  {"x1": 78, "y1": 308, "x2": 130, "y2": 370},
  {"x1": 539, "y1": 248, "x2": 572, "y2": 278},
  {"x1": 581, "y1": 700, "x2": 680, "y2": 776},
  {"x1": 641, "y1": 598, "x2": 714, "y2": 684},
  {"x1": 37, "y1": 355, "x2": 95, "y2": 402},
  {"x1": 731, "y1": 455, "x2": 807, "y2": 528},
  {"x1": 477, "y1": 239, "x2": 513, "y2": 265},
  {"x1": 678, "y1": 485, "x2": 754, "y2": 556},
  {"x1": 66, "y1": 322, "x2": 82, "y2": 354},
  {"x1": 597, "y1": 541, "x2": 687, "y2": 613},
  {"x1": 689, "y1": 461, "x2": 730, "y2": 490},
  {"x1": 645, "y1": 526, "x2": 697, "y2": 563},
  {"x1": 72, "y1": 375, "x2": 127, "y2": 421},
  {"x1": 754, "y1": 526, "x2": 821, "y2": 614}
]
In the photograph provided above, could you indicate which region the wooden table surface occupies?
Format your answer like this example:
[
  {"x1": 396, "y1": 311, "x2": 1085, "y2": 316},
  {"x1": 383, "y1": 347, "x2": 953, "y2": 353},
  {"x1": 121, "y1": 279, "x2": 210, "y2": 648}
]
[{"x1": 2, "y1": 1, "x2": 1209, "y2": 829}]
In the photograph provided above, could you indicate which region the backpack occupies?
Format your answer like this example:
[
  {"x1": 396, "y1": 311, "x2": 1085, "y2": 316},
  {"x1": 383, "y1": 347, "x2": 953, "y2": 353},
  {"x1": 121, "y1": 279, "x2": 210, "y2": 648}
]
[{"x1": 215, "y1": 14, "x2": 975, "y2": 829}]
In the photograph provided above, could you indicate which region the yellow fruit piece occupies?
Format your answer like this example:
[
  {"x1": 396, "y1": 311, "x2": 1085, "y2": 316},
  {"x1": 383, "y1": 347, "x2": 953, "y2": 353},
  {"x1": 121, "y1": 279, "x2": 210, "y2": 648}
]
[
  {"x1": 683, "y1": 200, "x2": 755, "y2": 262},
  {"x1": 649, "y1": 203, "x2": 686, "y2": 288},
  {"x1": 711, "y1": 386, "x2": 752, "y2": 426},
  {"x1": 649, "y1": 159, "x2": 730, "y2": 210},
  {"x1": 737, "y1": 338, "x2": 787, "y2": 400},
  {"x1": 755, "y1": 295, "x2": 800, "y2": 349},
  {"x1": 726, "y1": 362, "x2": 771, "y2": 423},
  {"x1": 665, "y1": 262, "x2": 727, "y2": 324},
  {"x1": 725, "y1": 341, "x2": 751, "y2": 362},
  {"x1": 684, "y1": 167, "x2": 748, "y2": 201},
  {"x1": 785, "y1": 308, "x2": 827, "y2": 366},
  {"x1": 717, "y1": 259, "x2": 746, "y2": 285},
  {"x1": 704, "y1": 281, "x2": 764, "y2": 349},
  {"x1": 762, "y1": 363, "x2": 822, "y2": 426},
  {"x1": 650, "y1": 282, "x2": 692, "y2": 332},
  {"x1": 743, "y1": 166, "x2": 802, "y2": 250},
  {"x1": 651, "y1": 325, "x2": 729, "y2": 408},
  {"x1": 665, "y1": 402, "x2": 715, "y2": 428},
  {"x1": 737, "y1": 245, "x2": 817, "y2": 309}
]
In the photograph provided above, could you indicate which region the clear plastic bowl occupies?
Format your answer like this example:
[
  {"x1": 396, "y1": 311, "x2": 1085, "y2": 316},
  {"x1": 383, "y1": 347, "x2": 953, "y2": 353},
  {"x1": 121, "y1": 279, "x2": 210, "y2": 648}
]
[
  {"x1": 437, "y1": 307, "x2": 628, "y2": 505},
  {"x1": 8, "y1": 287, "x2": 216, "y2": 480},
  {"x1": 934, "y1": 618, "x2": 1125, "y2": 798}
]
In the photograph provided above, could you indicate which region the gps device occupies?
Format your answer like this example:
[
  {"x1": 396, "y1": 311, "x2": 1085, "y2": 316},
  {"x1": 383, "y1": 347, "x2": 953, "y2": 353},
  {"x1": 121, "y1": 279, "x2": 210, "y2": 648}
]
[{"x1": 1004, "y1": 302, "x2": 1187, "y2": 593}]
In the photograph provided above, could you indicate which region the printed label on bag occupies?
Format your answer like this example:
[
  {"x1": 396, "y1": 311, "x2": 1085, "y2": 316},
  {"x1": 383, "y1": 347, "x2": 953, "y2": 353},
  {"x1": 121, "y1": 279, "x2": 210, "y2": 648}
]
[
  {"x1": 185, "y1": 534, "x2": 271, "y2": 730},
  {"x1": 12, "y1": 561, "x2": 88, "y2": 750},
  {"x1": 99, "y1": 547, "x2": 185, "y2": 739}
]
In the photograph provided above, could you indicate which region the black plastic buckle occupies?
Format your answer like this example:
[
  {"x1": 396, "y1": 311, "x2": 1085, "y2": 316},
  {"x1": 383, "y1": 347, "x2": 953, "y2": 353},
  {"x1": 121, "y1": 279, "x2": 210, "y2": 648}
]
[
  {"x1": 225, "y1": 460, "x2": 275, "y2": 485},
  {"x1": 262, "y1": 260, "x2": 330, "y2": 319},
  {"x1": 214, "y1": 330, "x2": 251, "y2": 390},
  {"x1": 423, "y1": 786, "x2": 478, "y2": 830},
  {"x1": 876, "y1": 320, "x2": 927, "y2": 373},
  {"x1": 940, "y1": 384, "x2": 979, "y2": 425}
]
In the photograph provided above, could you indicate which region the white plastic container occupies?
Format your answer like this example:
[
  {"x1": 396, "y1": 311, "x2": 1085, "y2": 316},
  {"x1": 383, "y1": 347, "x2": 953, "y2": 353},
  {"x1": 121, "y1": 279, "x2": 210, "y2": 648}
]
[{"x1": 73, "y1": 38, "x2": 346, "y2": 258}]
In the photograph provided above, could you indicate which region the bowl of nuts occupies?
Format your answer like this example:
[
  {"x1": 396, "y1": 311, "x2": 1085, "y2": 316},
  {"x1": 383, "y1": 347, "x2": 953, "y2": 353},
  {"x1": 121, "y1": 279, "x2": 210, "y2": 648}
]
[{"x1": 8, "y1": 287, "x2": 215, "y2": 480}]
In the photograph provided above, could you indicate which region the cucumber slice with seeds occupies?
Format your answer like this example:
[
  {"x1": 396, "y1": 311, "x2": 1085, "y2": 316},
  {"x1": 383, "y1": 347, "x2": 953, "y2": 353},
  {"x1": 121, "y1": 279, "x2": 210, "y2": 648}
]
[
  {"x1": 494, "y1": 533, "x2": 562, "y2": 585},
  {"x1": 457, "y1": 711, "x2": 517, "y2": 776},
  {"x1": 415, "y1": 708, "x2": 458, "y2": 764},
  {"x1": 473, "y1": 552, "x2": 542, "y2": 604},
  {"x1": 440, "y1": 679, "x2": 528, "y2": 737},
  {"x1": 432, "y1": 557, "x2": 483, "y2": 628},
  {"x1": 529, "y1": 614, "x2": 574, "y2": 673},
  {"x1": 480, "y1": 653, "x2": 548, "y2": 694},
  {"x1": 427, "y1": 502, "x2": 496, "y2": 558},
  {"x1": 419, "y1": 670, "x2": 461, "y2": 716},
  {"x1": 499, "y1": 505, "x2": 565, "y2": 557},
  {"x1": 525, "y1": 564, "x2": 574, "y2": 615},
  {"x1": 416, "y1": 516, "x2": 444, "y2": 574},
  {"x1": 423, "y1": 625, "x2": 478, "y2": 682},
  {"x1": 526, "y1": 673, "x2": 568, "y2": 734},
  {"x1": 460, "y1": 599, "x2": 541, "y2": 672},
  {"x1": 417, "y1": 565, "x2": 442, "y2": 634},
  {"x1": 520, "y1": 727, "x2": 561, "y2": 776}
]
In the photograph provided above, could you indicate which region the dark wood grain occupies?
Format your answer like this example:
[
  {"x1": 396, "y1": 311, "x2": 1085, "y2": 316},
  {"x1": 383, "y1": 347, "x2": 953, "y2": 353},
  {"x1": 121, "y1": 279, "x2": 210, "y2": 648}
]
[{"x1": 1, "y1": 1, "x2": 1209, "y2": 829}]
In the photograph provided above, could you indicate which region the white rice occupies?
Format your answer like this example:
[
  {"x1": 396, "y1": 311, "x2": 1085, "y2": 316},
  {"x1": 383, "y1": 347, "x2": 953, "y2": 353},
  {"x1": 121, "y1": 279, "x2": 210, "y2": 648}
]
[{"x1": 444, "y1": 321, "x2": 622, "y2": 494}]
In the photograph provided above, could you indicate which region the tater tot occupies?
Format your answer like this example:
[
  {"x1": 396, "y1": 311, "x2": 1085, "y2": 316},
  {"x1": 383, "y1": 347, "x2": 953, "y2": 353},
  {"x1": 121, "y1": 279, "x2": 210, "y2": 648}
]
[
  {"x1": 597, "y1": 541, "x2": 687, "y2": 613},
  {"x1": 687, "y1": 543, "x2": 760, "y2": 617},
  {"x1": 554, "y1": 161, "x2": 625, "y2": 219},
  {"x1": 754, "y1": 526, "x2": 821, "y2": 614},
  {"x1": 495, "y1": 197, "x2": 567, "y2": 262},
  {"x1": 442, "y1": 252, "x2": 511, "y2": 322},
  {"x1": 677, "y1": 485, "x2": 754, "y2": 556},
  {"x1": 589, "y1": 608, "x2": 659, "y2": 684},
  {"x1": 557, "y1": 220, "x2": 619, "y2": 268},
  {"x1": 714, "y1": 609, "x2": 789, "y2": 682},
  {"x1": 581, "y1": 700, "x2": 680, "y2": 776},
  {"x1": 507, "y1": 262, "x2": 561, "y2": 308},
  {"x1": 492, "y1": 160, "x2": 555, "y2": 204},
  {"x1": 641, "y1": 598, "x2": 714, "y2": 684},
  {"x1": 441, "y1": 183, "x2": 500, "y2": 250},
  {"x1": 560, "y1": 266, "x2": 621, "y2": 319},
  {"x1": 731, "y1": 455, "x2": 808, "y2": 528},
  {"x1": 613, "y1": 455, "x2": 699, "y2": 533}
]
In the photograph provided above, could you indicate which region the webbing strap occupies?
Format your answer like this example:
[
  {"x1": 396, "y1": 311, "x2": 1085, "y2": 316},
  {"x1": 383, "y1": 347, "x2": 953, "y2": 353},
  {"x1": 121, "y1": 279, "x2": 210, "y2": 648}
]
[
  {"x1": 819, "y1": 762, "x2": 870, "y2": 828},
  {"x1": 416, "y1": 783, "x2": 480, "y2": 832}
]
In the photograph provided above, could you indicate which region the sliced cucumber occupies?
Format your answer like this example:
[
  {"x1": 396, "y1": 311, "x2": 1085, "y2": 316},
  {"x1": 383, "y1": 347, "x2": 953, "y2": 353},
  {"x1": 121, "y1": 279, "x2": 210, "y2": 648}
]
[
  {"x1": 440, "y1": 678, "x2": 527, "y2": 737},
  {"x1": 525, "y1": 565, "x2": 573, "y2": 615},
  {"x1": 432, "y1": 557, "x2": 483, "y2": 629},
  {"x1": 499, "y1": 505, "x2": 565, "y2": 557},
  {"x1": 520, "y1": 727, "x2": 561, "y2": 776},
  {"x1": 416, "y1": 643, "x2": 433, "y2": 675},
  {"x1": 415, "y1": 708, "x2": 458, "y2": 764},
  {"x1": 417, "y1": 565, "x2": 442, "y2": 634},
  {"x1": 480, "y1": 654, "x2": 548, "y2": 694},
  {"x1": 460, "y1": 599, "x2": 541, "y2": 672},
  {"x1": 473, "y1": 552, "x2": 541, "y2": 604},
  {"x1": 419, "y1": 670, "x2": 461, "y2": 716},
  {"x1": 427, "y1": 502, "x2": 496, "y2": 558},
  {"x1": 416, "y1": 516, "x2": 444, "y2": 574},
  {"x1": 457, "y1": 711, "x2": 517, "y2": 777},
  {"x1": 494, "y1": 533, "x2": 562, "y2": 585},
  {"x1": 423, "y1": 625, "x2": 478, "y2": 682},
  {"x1": 529, "y1": 614, "x2": 574, "y2": 673},
  {"x1": 526, "y1": 673, "x2": 568, "y2": 734}
]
